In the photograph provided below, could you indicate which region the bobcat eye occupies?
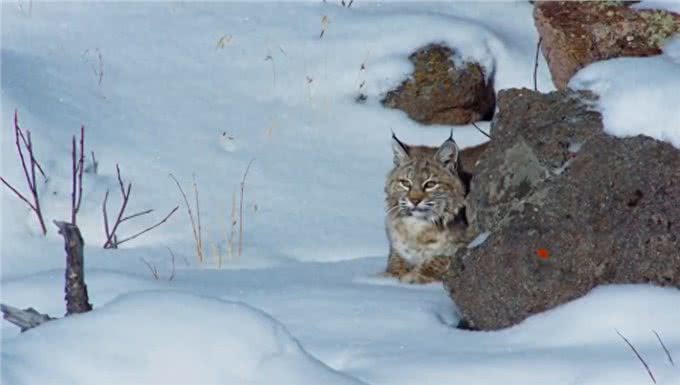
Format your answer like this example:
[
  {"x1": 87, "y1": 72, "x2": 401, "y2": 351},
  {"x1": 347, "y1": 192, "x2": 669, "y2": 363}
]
[
  {"x1": 398, "y1": 179, "x2": 412, "y2": 189},
  {"x1": 423, "y1": 181, "x2": 438, "y2": 190}
]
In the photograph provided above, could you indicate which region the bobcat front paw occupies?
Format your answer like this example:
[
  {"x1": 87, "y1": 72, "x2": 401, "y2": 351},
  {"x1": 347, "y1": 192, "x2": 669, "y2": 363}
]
[
  {"x1": 398, "y1": 271, "x2": 419, "y2": 284},
  {"x1": 399, "y1": 271, "x2": 437, "y2": 284}
]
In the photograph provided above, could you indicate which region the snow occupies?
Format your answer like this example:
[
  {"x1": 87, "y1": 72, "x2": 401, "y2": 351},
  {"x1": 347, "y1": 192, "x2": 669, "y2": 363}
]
[
  {"x1": 2, "y1": 1, "x2": 680, "y2": 385},
  {"x1": 570, "y1": 36, "x2": 680, "y2": 149},
  {"x1": 2, "y1": 291, "x2": 366, "y2": 385},
  {"x1": 633, "y1": 0, "x2": 680, "y2": 14}
]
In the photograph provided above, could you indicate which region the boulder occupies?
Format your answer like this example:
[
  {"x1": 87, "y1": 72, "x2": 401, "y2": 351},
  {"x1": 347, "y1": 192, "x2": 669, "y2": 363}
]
[
  {"x1": 445, "y1": 88, "x2": 680, "y2": 330},
  {"x1": 382, "y1": 44, "x2": 495, "y2": 125},
  {"x1": 534, "y1": 1, "x2": 680, "y2": 90}
]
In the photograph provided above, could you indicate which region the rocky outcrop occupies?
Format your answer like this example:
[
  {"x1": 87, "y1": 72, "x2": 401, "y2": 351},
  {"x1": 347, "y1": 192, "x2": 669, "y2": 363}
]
[
  {"x1": 445, "y1": 88, "x2": 680, "y2": 330},
  {"x1": 534, "y1": 1, "x2": 680, "y2": 89},
  {"x1": 382, "y1": 44, "x2": 495, "y2": 125}
]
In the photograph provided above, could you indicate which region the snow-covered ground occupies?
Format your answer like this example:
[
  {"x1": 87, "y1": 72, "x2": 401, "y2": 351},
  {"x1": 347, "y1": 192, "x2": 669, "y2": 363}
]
[{"x1": 2, "y1": 1, "x2": 680, "y2": 384}]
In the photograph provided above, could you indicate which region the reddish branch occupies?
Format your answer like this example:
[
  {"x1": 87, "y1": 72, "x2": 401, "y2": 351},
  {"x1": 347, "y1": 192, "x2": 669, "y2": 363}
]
[
  {"x1": 0, "y1": 110, "x2": 47, "y2": 235},
  {"x1": 71, "y1": 125, "x2": 85, "y2": 225},
  {"x1": 103, "y1": 165, "x2": 178, "y2": 248}
]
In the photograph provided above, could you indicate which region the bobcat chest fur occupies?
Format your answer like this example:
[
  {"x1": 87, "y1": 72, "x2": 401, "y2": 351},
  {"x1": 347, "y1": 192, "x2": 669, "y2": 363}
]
[
  {"x1": 387, "y1": 216, "x2": 458, "y2": 265},
  {"x1": 383, "y1": 133, "x2": 470, "y2": 284}
]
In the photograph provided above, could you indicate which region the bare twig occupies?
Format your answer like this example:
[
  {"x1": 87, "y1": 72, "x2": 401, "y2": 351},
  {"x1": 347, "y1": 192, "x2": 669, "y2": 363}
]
[
  {"x1": 103, "y1": 166, "x2": 175, "y2": 248},
  {"x1": 0, "y1": 110, "x2": 47, "y2": 235},
  {"x1": 96, "y1": 49, "x2": 104, "y2": 87},
  {"x1": 320, "y1": 15, "x2": 329, "y2": 39},
  {"x1": 193, "y1": 174, "x2": 203, "y2": 259},
  {"x1": 471, "y1": 122, "x2": 491, "y2": 139},
  {"x1": 239, "y1": 159, "x2": 255, "y2": 257},
  {"x1": 170, "y1": 174, "x2": 204, "y2": 263},
  {"x1": 616, "y1": 329, "x2": 656, "y2": 384},
  {"x1": 228, "y1": 190, "x2": 237, "y2": 258},
  {"x1": 534, "y1": 36, "x2": 542, "y2": 92},
  {"x1": 653, "y1": 330, "x2": 675, "y2": 366},
  {"x1": 167, "y1": 247, "x2": 176, "y2": 281},
  {"x1": 140, "y1": 257, "x2": 159, "y2": 280},
  {"x1": 103, "y1": 165, "x2": 131, "y2": 248},
  {"x1": 71, "y1": 125, "x2": 85, "y2": 225},
  {"x1": 87, "y1": 150, "x2": 98, "y2": 174},
  {"x1": 114, "y1": 206, "x2": 178, "y2": 246},
  {"x1": 121, "y1": 209, "x2": 154, "y2": 223}
]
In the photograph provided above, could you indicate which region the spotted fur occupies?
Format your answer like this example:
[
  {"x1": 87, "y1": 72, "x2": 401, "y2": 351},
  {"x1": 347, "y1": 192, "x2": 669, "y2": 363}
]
[{"x1": 384, "y1": 134, "x2": 471, "y2": 284}]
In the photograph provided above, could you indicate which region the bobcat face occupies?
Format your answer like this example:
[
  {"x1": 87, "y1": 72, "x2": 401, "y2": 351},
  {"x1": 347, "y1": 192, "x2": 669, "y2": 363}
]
[{"x1": 385, "y1": 134, "x2": 466, "y2": 225}]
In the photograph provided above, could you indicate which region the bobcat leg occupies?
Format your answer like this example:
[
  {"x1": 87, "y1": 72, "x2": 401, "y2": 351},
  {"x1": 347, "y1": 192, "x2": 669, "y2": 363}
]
[
  {"x1": 384, "y1": 250, "x2": 412, "y2": 278},
  {"x1": 400, "y1": 256, "x2": 450, "y2": 284}
]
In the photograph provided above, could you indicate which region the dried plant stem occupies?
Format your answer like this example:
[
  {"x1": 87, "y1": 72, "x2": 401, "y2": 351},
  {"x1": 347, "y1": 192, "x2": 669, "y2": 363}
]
[
  {"x1": 616, "y1": 329, "x2": 656, "y2": 384},
  {"x1": 471, "y1": 122, "x2": 491, "y2": 138},
  {"x1": 653, "y1": 330, "x2": 674, "y2": 366},
  {"x1": 228, "y1": 190, "x2": 237, "y2": 258},
  {"x1": 71, "y1": 125, "x2": 85, "y2": 225},
  {"x1": 140, "y1": 257, "x2": 159, "y2": 280},
  {"x1": 193, "y1": 174, "x2": 203, "y2": 261},
  {"x1": 167, "y1": 247, "x2": 176, "y2": 281},
  {"x1": 239, "y1": 159, "x2": 255, "y2": 257},
  {"x1": 170, "y1": 174, "x2": 204, "y2": 263},
  {"x1": 534, "y1": 36, "x2": 542, "y2": 92}
]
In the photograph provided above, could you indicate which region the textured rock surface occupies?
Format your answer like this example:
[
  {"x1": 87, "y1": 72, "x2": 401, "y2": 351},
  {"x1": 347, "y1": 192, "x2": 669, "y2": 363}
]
[
  {"x1": 445, "y1": 88, "x2": 680, "y2": 330},
  {"x1": 382, "y1": 44, "x2": 495, "y2": 125},
  {"x1": 535, "y1": 1, "x2": 680, "y2": 89}
]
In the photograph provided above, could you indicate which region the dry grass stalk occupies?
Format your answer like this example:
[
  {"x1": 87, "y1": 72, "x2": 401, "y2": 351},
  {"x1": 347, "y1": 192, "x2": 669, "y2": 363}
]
[
  {"x1": 653, "y1": 330, "x2": 674, "y2": 366},
  {"x1": 239, "y1": 159, "x2": 255, "y2": 257},
  {"x1": 228, "y1": 190, "x2": 237, "y2": 259},
  {"x1": 140, "y1": 257, "x2": 159, "y2": 280},
  {"x1": 616, "y1": 329, "x2": 656, "y2": 384},
  {"x1": 170, "y1": 173, "x2": 204, "y2": 263}
]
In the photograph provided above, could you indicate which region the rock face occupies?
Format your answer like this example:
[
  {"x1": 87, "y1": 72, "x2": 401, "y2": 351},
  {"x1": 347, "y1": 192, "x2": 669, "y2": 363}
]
[
  {"x1": 535, "y1": 1, "x2": 680, "y2": 90},
  {"x1": 382, "y1": 44, "x2": 495, "y2": 125},
  {"x1": 445, "y1": 88, "x2": 680, "y2": 330}
]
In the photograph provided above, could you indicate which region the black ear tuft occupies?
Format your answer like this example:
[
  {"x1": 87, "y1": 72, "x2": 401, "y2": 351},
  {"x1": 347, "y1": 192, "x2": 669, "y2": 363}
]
[{"x1": 391, "y1": 131, "x2": 410, "y2": 165}]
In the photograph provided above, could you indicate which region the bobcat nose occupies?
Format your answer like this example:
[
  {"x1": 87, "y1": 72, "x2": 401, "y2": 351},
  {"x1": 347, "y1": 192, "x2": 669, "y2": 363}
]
[{"x1": 408, "y1": 192, "x2": 425, "y2": 206}]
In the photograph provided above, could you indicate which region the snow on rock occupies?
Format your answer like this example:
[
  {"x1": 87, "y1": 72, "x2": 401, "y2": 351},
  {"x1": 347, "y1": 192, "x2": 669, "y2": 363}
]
[
  {"x1": 570, "y1": 37, "x2": 680, "y2": 149},
  {"x1": 1, "y1": 291, "x2": 365, "y2": 385},
  {"x1": 633, "y1": 1, "x2": 680, "y2": 14}
]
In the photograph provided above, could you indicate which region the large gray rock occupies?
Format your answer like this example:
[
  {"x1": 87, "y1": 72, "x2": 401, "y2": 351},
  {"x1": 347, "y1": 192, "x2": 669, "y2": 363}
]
[{"x1": 445, "y1": 88, "x2": 680, "y2": 330}]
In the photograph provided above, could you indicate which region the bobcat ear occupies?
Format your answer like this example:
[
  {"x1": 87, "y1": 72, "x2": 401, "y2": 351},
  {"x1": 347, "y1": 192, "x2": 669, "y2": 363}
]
[
  {"x1": 391, "y1": 132, "x2": 410, "y2": 165},
  {"x1": 434, "y1": 135, "x2": 459, "y2": 171}
]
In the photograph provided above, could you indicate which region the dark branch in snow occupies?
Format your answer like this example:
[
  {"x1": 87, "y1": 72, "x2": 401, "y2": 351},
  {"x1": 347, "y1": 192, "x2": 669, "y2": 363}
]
[
  {"x1": 71, "y1": 125, "x2": 85, "y2": 225},
  {"x1": 616, "y1": 329, "x2": 656, "y2": 384},
  {"x1": 653, "y1": 330, "x2": 675, "y2": 366},
  {"x1": 0, "y1": 304, "x2": 54, "y2": 332},
  {"x1": 103, "y1": 166, "x2": 177, "y2": 249},
  {"x1": 55, "y1": 221, "x2": 92, "y2": 315}
]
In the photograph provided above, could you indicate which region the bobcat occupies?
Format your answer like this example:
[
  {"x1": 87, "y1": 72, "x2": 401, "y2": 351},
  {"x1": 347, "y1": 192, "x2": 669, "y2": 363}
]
[{"x1": 384, "y1": 133, "x2": 472, "y2": 284}]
